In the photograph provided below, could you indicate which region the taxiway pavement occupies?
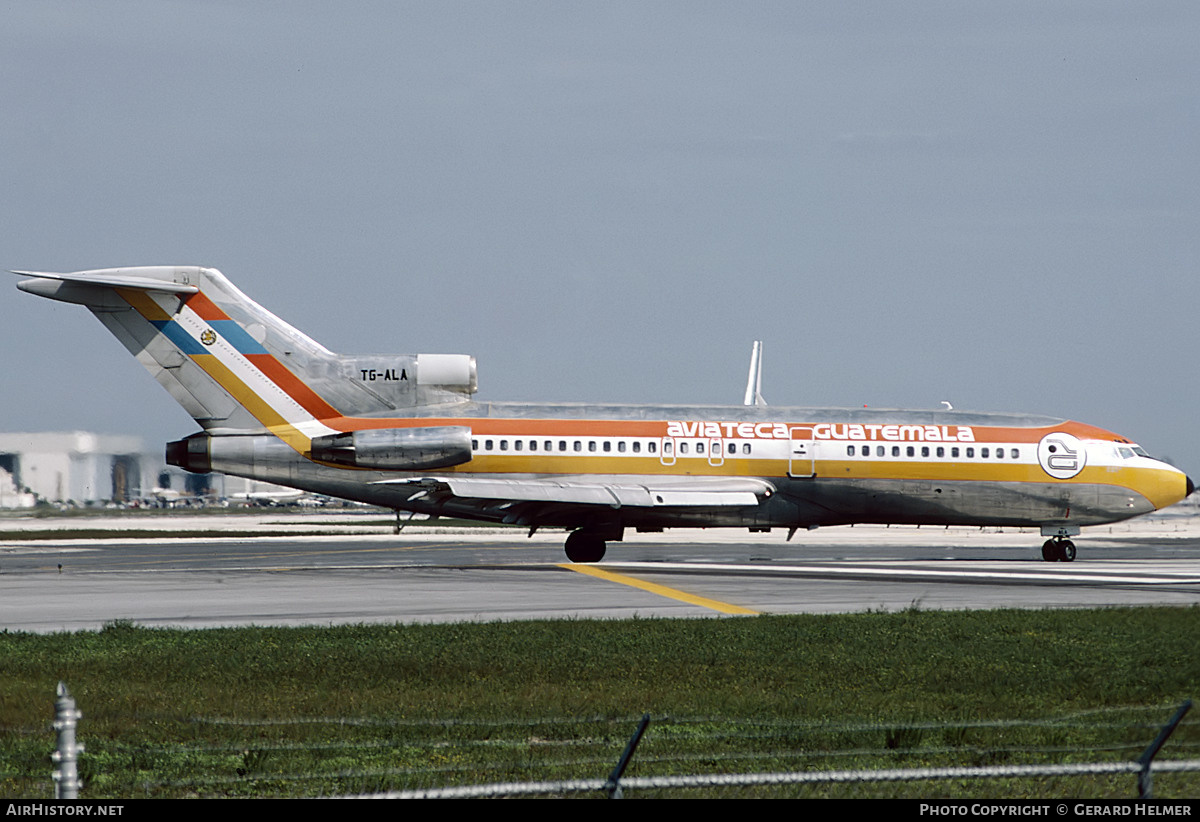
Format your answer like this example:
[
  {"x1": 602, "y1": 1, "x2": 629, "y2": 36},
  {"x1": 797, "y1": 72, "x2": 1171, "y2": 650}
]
[{"x1": 2, "y1": 512, "x2": 1198, "y2": 632}]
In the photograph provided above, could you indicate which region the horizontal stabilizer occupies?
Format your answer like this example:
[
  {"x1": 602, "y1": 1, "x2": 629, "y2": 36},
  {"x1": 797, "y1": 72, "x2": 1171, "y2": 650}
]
[
  {"x1": 378, "y1": 475, "x2": 774, "y2": 508},
  {"x1": 13, "y1": 268, "x2": 200, "y2": 295}
]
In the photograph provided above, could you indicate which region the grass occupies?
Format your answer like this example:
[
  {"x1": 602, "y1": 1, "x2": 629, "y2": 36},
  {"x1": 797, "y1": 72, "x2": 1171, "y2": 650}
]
[{"x1": 1, "y1": 607, "x2": 1198, "y2": 798}]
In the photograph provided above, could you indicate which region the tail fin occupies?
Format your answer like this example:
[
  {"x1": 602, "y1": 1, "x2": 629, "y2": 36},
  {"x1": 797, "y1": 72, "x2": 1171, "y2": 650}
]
[{"x1": 15, "y1": 267, "x2": 476, "y2": 449}]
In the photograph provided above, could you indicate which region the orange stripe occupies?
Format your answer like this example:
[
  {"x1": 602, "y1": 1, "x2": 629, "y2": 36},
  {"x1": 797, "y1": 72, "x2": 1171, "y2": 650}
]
[
  {"x1": 245, "y1": 353, "x2": 341, "y2": 419},
  {"x1": 183, "y1": 290, "x2": 229, "y2": 321},
  {"x1": 121, "y1": 289, "x2": 1138, "y2": 466}
]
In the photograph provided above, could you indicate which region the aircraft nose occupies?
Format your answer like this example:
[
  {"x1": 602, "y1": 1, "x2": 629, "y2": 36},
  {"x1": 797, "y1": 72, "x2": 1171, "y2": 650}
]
[{"x1": 1188, "y1": 475, "x2": 1196, "y2": 498}]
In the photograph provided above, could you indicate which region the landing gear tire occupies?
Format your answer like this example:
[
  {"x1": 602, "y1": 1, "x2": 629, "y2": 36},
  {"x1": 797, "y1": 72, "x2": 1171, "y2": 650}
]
[
  {"x1": 1041, "y1": 537, "x2": 1077, "y2": 563},
  {"x1": 564, "y1": 531, "x2": 606, "y2": 563}
]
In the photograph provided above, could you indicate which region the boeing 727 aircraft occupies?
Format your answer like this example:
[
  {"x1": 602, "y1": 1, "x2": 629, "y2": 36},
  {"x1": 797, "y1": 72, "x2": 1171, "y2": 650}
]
[{"x1": 14, "y1": 266, "x2": 1194, "y2": 562}]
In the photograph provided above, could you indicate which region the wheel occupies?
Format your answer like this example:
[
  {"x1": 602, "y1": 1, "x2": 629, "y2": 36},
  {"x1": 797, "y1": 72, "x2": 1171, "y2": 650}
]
[
  {"x1": 1059, "y1": 540, "x2": 1076, "y2": 562},
  {"x1": 564, "y1": 531, "x2": 606, "y2": 563},
  {"x1": 1041, "y1": 539, "x2": 1060, "y2": 562}
]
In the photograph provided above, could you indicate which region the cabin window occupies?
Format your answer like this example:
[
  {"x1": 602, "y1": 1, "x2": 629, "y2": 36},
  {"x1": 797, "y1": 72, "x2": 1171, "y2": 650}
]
[
  {"x1": 603, "y1": 441, "x2": 611, "y2": 452},
  {"x1": 574, "y1": 441, "x2": 582, "y2": 452},
  {"x1": 633, "y1": 442, "x2": 642, "y2": 453},
  {"x1": 529, "y1": 440, "x2": 537, "y2": 451},
  {"x1": 981, "y1": 447, "x2": 989, "y2": 458},
  {"x1": 696, "y1": 442, "x2": 705, "y2": 454},
  {"x1": 680, "y1": 442, "x2": 689, "y2": 454},
  {"x1": 996, "y1": 448, "x2": 1003, "y2": 459},
  {"x1": 847, "y1": 445, "x2": 855, "y2": 456},
  {"x1": 588, "y1": 441, "x2": 597, "y2": 452},
  {"x1": 921, "y1": 446, "x2": 930, "y2": 458},
  {"x1": 485, "y1": 439, "x2": 494, "y2": 450},
  {"x1": 951, "y1": 447, "x2": 960, "y2": 458},
  {"x1": 892, "y1": 446, "x2": 900, "y2": 457},
  {"x1": 743, "y1": 443, "x2": 752, "y2": 455},
  {"x1": 545, "y1": 440, "x2": 553, "y2": 451},
  {"x1": 728, "y1": 443, "x2": 737, "y2": 454},
  {"x1": 966, "y1": 447, "x2": 975, "y2": 458},
  {"x1": 876, "y1": 445, "x2": 885, "y2": 457},
  {"x1": 936, "y1": 447, "x2": 944, "y2": 458},
  {"x1": 472, "y1": 439, "x2": 478, "y2": 450},
  {"x1": 514, "y1": 440, "x2": 523, "y2": 451},
  {"x1": 906, "y1": 446, "x2": 915, "y2": 457},
  {"x1": 618, "y1": 441, "x2": 626, "y2": 453},
  {"x1": 1011, "y1": 448, "x2": 1019, "y2": 459},
  {"x1": 649, "y1": 442, "x2": 658, "y2": 454},
  {"x1": 500, "y1": 440, "x2": 509, "y2": 451}
]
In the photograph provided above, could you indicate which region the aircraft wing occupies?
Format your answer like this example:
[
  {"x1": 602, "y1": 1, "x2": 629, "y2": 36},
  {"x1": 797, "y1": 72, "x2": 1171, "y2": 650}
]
[{"x1": 377, "y1": 475, "x2": 775, "y2": 508}]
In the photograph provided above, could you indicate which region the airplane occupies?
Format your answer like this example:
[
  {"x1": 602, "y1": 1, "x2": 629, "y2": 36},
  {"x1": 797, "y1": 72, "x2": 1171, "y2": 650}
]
[{"x1": 13, "y1": 266, "x2": 1194, "y2": 563}]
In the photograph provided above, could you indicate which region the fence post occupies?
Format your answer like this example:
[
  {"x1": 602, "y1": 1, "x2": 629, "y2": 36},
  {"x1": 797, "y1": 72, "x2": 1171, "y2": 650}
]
[
  {"x1": 605, "y1": 713, "x2": 651, "y2": 799},
  {"x1": 51, "y1": 682, "x2": 84, "y2": 799},
  {"x1": 1137, "y1": 700, "x2": 1191, "y2": 798}
]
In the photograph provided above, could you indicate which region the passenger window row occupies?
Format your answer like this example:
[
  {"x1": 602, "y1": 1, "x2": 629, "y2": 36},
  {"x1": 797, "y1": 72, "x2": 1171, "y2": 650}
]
[
  {"x1": 470, "y1": 438, "x2": 755, "y2": 456},
  {"x1": 845, "y1": 445, "x2": 1020, "y2": 460}
]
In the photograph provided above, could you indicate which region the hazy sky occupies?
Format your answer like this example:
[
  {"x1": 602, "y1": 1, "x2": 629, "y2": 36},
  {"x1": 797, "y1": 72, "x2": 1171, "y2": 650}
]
[{"x1": 3, "y1": 2, "x2": 1199, "y2": 470}]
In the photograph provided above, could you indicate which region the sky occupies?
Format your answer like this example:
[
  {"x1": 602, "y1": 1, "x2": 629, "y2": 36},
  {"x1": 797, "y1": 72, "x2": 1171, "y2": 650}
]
[{"x1": 2, "y1": 2, "x2": 1199, "y2": 471}]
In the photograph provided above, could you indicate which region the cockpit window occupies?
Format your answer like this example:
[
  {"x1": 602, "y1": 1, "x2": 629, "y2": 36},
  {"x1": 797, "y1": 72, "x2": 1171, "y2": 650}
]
[
  {"x1": 1132, "y1": 446, "x2": 1149, "y2": 458},
  {"x1": 1118, "y1": 447, "x2": 1135, "y2": 460}
]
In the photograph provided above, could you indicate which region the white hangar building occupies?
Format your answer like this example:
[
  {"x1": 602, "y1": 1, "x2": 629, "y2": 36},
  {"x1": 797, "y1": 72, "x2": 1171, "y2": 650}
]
[
  {"x1": 0, "y1": 432, "x2": 157, "y2": 506},
  {"x1": 0, "y1": 431, "x2": 301, "y2": 507}
]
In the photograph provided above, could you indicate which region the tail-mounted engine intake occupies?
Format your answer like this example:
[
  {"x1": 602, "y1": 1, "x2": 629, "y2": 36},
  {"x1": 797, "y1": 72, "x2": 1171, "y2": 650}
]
[{"x1": 310, "y1": 426, "x2": 473, "y2": 471}]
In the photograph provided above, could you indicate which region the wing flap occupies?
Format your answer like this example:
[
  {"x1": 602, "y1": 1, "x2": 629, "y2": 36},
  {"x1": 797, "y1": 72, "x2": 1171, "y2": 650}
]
[{"x1": 378, "y1": 475, "x2": 773, "y2": 508}]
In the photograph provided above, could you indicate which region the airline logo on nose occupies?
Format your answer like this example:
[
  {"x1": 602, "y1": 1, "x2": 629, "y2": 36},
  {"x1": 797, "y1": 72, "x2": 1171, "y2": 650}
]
[{"x1": 1038, "y1": 433, "x2": 1085, "y2": 479}]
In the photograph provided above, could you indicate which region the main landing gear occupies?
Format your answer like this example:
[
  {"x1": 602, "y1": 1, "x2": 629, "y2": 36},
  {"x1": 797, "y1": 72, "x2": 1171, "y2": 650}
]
[
  {"x1": 564, "y1": 530, "x2": 607, "y2": 563},
  {"x1": 1041, "y1": 537, "x2": 1077, "y2": 563}
]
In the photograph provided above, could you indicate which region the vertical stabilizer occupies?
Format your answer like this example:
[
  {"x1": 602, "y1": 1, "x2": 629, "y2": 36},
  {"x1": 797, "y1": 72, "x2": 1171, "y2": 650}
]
[
  {"x1": 15, "y1": 267, "x2": 477, "y2": 450},
  {"x1": 743, "y1": 340, "x2": 766, "y2": 407}
]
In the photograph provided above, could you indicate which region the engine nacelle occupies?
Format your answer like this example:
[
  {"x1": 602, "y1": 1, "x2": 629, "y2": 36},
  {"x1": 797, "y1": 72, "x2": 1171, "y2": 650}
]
[
  {"x1": 310, "y1": 426, "x2": 473, "y2": 471},
  {"x1": 165, "y1": 433, "x2": 212, "y2": 474}
]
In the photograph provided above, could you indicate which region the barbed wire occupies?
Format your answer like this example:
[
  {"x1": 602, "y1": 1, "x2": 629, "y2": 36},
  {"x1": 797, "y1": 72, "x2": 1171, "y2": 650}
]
[{"x1": 345, "y1": 759, "x2": 1200, "y2": 799}]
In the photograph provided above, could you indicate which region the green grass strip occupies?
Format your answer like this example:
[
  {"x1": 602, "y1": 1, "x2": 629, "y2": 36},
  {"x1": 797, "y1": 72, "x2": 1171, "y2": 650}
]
[{"x1": 1, "y1": 607, "x2": 1197, "y2": 798}]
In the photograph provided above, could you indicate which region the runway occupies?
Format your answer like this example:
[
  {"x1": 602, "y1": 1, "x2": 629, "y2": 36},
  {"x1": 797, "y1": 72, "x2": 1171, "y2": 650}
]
[{"x1": 2, "y1": 512, "x2": 1199, "y2": 632}]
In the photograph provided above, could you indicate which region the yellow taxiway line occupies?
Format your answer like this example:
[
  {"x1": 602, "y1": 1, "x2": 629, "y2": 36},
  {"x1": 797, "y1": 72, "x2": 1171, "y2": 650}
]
[{"x1": 559, "y1": 564, "x2": 758, "y2": 615}]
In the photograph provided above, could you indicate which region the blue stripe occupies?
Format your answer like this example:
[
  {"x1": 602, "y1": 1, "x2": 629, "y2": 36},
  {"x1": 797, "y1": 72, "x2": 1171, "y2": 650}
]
[
  {"x1": 152, "y1": 321, "x2": 206, "y2": 355},
  {"x1": 209, "y1": 320, "x2": 269, "y2": 355}
]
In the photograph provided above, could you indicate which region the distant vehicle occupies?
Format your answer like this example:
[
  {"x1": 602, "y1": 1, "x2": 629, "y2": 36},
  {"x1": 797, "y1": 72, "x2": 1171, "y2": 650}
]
[{"x1": 15, "y1": 266, "x2": 1193, "y2": 562}]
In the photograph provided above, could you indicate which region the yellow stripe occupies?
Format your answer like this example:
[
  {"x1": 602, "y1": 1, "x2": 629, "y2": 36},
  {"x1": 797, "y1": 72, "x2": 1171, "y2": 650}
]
[
  {"x1": 189, "y1": 354, "x2": 312, "y2": 453},
  {"x1": 456, "y1": 456, "x2": 1175, "y2": 494},
  {"x1": 115, "y1": 287, "x2": 172, "y2": 321},
  {"x1": 561, "y1": 564, "x2": 758, "y2": 615}
]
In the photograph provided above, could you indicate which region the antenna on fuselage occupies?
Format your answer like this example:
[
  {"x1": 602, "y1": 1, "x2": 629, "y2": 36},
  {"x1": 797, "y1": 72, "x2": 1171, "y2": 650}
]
[{"x1": 743, "y1": 341, "x2": 766, "y2": 406}]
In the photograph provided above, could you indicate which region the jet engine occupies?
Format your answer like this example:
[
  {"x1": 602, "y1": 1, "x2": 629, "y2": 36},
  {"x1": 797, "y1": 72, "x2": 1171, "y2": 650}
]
[{"x1": 309, "y1": 426, "x2": 473, "y2": 470}]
